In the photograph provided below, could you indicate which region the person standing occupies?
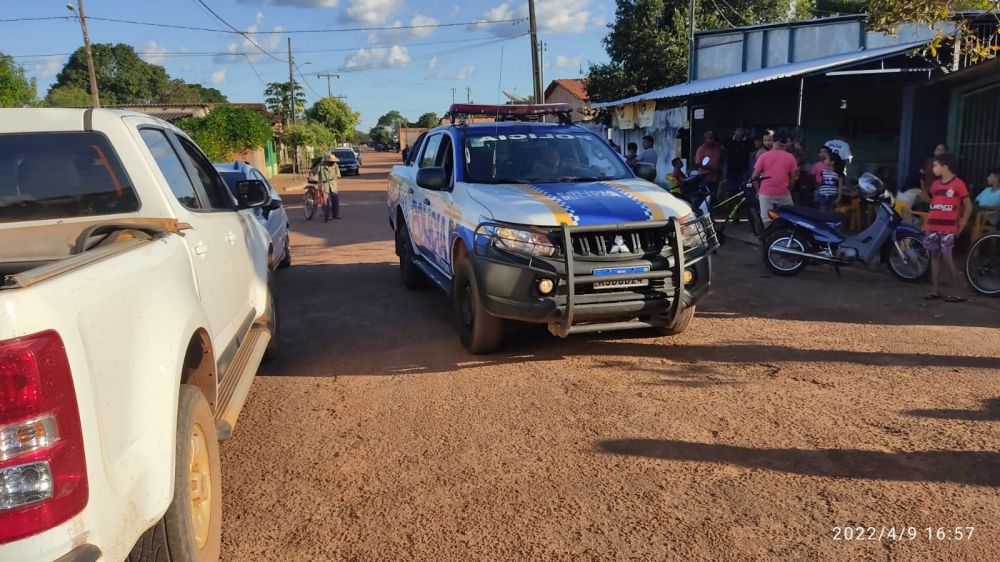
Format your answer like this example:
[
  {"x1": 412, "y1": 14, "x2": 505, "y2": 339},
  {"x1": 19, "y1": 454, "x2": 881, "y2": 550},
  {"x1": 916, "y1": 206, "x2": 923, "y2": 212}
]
[
  {"x1": 752, "y1": 129, "x2": 775, "y2": 167},
  {"x1": 924, "y1": 153, "x2": 972, "y2": 301},
  {"x1": 625, "y1": 142, "x2": 638, "y2": 167},
  {"x1": 694, "y1": 131, "x2": 723, "y2": 196},
  {"x1": 920, "y1": 143, "x2": 948, "y2": 191},
  {"x1": 815, "y1": 151, "x2": 844, "y2": 212},
  {"x1": 723, "y1": 127, "x2": 752, "y2": 193},
  {"x1": 637, "y1": 135, "x2": 658, "y2": 165},
  {"x1": 751, "y1": 132, "x2": 798, "y2": 226},
  {"x1": 318, "y1": 155, "x2": 341, "y2": 219}
]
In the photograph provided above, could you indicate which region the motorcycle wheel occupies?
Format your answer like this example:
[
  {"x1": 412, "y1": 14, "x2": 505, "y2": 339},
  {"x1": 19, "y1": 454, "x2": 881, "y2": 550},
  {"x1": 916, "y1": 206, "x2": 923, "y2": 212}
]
[
  {"x1": 886, "y1": 234, "x2": 930, "y2": 282},
  {"x1": 763, "y1": 227, "x2": 808, "y2": 276},
  {"x1": 303, "y1": 192, "x2": 316, "y2": 220}
]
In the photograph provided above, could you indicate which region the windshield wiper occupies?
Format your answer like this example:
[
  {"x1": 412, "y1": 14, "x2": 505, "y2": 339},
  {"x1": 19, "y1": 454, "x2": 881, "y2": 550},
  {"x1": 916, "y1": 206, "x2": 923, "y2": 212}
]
[
  {"x1": 558, "y1": 176, "x2": 615, "y2": 183},
  {"x1": 488, "y1": 178, "x2": 531, "y2": 184}
]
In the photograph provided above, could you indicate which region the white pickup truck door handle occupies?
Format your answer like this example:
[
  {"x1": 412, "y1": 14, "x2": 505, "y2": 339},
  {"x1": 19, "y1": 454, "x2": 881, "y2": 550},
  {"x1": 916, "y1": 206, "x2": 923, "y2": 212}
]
[
  {"x1": 225, "y1": 232, "x2": 238, "y2": 244},
  {"x1": 192, "y1": 242, "x2": 209, "y2": 255}
]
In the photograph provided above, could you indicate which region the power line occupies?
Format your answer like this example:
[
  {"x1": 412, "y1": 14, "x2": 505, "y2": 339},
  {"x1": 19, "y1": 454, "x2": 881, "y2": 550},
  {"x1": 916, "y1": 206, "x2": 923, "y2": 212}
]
[
  {"x1": 709, "y1": 0, "x2": 737, "y2": 28},
  {"x1": 294, "y1": 62, "x2": 322, "y2": 98},
  {"x1": 242, "y1": 54, "x2": 267, "y2": 85},
  {"x1": 193, "y1": 0, "x2": 284, "y2": 62},
  {"x1": 0, "y1": 15, "x2": 526, "y2": 35}
]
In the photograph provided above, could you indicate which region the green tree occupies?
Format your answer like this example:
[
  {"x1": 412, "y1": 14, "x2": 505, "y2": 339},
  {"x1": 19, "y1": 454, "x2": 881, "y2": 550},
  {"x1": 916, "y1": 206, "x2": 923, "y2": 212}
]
[
  {"x1": 415, "y1": 112, "x2": 440, "y2": 129},
  {"x1": 586, "y1": 0, "x2": 814, "y2": 103},
  {"x1": 0, "y1": 52, "x2": 37, "y2": 107},
  {"x1": 158, "y1": 79, "x2": 228, "y2": 104},
  {"x1": 285, "y1": 120, "x2": 336, "y2": 149},
  {"x1": 303, "y1": 97, "x2": 361, "y2": 143},
  {"x1": 264, "y1": 81, "x2": 306, "y2": 122},
  {"x1": 51, "y1": 43, "x2": 170, "y2": 105},
  {"x1": 44, "y1": 85, "x2": 91, "y2": 107},
  {"x1": 368, "y1": 109, "x2": 408, "y2": 145},
  {"x1": 176, "y1": 105, "x2": 272, "y2": 162},
  {"x1": 354, "y1": 129, "x2": 372, "y2": 145}
]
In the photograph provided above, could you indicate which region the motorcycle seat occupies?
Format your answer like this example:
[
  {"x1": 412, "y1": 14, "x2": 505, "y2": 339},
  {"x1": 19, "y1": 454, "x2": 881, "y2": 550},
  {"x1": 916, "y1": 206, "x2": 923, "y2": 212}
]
[{"x1": 777, "y1": 205, "x2": 848, "y2": 224}]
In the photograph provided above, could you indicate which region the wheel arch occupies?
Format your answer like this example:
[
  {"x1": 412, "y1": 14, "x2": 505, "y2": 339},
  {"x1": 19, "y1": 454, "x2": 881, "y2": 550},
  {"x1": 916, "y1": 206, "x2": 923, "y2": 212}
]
[{"x1": 180, "y1": 329, "x2": 217, "y2": 412}]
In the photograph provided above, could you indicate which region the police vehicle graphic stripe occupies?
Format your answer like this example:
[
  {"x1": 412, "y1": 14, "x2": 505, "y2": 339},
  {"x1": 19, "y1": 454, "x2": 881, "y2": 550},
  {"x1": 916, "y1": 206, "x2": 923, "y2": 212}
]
[
  {"x1": 507, "y1": 183, "x2": 577, "y2": 225},
  {"x1": 526, "y1": 182, "x2": 652, "y2": 225},
  {"x1": 603, "y1": 181, "x2": 666, "y2": 221}
]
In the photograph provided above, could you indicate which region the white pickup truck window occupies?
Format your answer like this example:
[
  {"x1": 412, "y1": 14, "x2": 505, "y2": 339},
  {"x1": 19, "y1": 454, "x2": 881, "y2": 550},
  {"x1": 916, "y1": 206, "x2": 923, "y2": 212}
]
[
  {"x1": 0, "y1": 132, "x2": 139, "y2": 223},
  {"x1": 140, "y1": 128, "x2": 202, "y2": 210}
]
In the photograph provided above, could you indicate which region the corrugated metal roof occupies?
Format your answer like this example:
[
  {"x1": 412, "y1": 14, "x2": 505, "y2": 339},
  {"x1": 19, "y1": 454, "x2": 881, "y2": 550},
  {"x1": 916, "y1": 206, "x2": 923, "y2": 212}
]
[{"x1": 592, "y1": 41, "x2": 928, "y2": 109}]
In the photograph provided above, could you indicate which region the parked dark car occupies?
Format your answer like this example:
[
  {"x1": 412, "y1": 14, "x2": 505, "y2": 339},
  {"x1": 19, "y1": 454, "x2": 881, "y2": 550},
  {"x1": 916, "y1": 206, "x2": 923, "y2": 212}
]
[{"x1": 331, "y1": 148, "x2": 359, "y2": 176}]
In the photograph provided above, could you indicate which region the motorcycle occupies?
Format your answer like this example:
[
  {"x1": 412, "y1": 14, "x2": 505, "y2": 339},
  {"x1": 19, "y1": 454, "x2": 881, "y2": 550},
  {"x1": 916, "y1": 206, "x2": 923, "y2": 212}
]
[
  {"x1": 761, "y1": 173, "x2": 930, "y2": 282},
  {"x1": 676, "y1": 156, "x2": 713, "y2": 216}
]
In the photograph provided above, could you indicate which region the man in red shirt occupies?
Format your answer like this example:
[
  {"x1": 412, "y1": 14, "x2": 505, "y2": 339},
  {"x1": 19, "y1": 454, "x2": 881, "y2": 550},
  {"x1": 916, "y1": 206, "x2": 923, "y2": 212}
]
[
  {"x1": 925, "y1": 153, "x2": 972, "y2": 302},
  {"x1": 751, "y1": 133, "x2": 798, "y2": 226}
]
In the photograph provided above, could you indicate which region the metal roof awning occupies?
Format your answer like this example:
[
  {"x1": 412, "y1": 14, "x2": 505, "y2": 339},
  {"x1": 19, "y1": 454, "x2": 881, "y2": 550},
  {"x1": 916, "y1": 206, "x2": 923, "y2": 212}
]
[{"x1": 591, "y1": 41, "x2": 929, "y2": 109}]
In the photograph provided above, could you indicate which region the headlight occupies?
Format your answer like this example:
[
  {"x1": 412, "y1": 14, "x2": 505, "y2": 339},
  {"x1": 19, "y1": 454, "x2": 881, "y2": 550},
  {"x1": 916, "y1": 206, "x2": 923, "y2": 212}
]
[
  {"x1": 678, "y1": 215, "x2": 706, "y2": 249},
  {"x1": 494, "y1": 227, "x2": 559, "y2": 258}
]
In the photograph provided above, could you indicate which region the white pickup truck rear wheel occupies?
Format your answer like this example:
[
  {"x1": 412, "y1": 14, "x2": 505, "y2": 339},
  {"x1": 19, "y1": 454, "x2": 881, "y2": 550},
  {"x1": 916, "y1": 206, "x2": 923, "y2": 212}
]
[{"x1": 128, "y1": 386, "x2": 222, "y2": 562}]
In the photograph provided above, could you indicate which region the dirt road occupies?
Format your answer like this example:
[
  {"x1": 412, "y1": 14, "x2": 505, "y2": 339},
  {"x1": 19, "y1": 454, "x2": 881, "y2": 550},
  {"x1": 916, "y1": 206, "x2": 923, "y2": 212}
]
[{"x1": 223, "y1": 152, "x2": 1000, "y2": 561}]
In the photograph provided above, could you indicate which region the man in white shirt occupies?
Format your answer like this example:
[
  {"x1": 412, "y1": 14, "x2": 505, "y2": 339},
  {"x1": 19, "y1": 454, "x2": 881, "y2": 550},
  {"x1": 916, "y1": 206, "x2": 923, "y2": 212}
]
[{"x1": 636, "y1": 135, "x2": 657, "y2": 165}]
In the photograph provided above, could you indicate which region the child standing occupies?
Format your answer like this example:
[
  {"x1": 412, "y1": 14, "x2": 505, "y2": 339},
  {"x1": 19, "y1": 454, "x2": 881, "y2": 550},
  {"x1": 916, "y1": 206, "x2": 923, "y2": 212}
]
[
  {"x1": 815, "y1": 151, "x2": 843, "y2": 211},
  {"x1": 924, "y1": 153, "x2": 972, "y2": 302}
]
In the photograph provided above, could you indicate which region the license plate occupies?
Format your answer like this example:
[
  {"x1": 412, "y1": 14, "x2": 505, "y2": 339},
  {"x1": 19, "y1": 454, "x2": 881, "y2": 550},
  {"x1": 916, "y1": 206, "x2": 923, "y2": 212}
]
[{"x1": 592, "y1": 266, "x2": 650, "y2": 290}]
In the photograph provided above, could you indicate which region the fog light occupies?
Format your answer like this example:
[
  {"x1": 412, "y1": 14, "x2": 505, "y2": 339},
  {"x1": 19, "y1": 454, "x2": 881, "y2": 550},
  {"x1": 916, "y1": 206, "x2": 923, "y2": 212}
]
[
  {"x1": 683, "y1": 269, "x2": 694, "y2": 285},
  {"x1": 537, "y1": 278, "x2": 555, "y2": 295}
]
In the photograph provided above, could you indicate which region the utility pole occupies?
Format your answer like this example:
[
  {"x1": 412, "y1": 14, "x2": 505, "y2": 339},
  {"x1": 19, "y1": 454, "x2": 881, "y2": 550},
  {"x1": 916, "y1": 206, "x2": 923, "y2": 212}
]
[
  {"x1": 528, "y1": 0, "x2": 543, "y2": 103},
  {"x1": 287, "y1": 38, "x2": 296, "y2": 125},
  {"x1": 67, "y1": 1, "x2": 99, "y2": 107},
  {"x1": 451, "y1": 88, "x2": 457, "y2": 104},
  {"x1": 317, "y1": 73, "x2": 339, "y2": 98},
  {"x1": 687, "y1": 0, "x2": 696, "y2": 83},
  {"x1": 466, "y1": 87, "x2": 472, "y2": 103}
]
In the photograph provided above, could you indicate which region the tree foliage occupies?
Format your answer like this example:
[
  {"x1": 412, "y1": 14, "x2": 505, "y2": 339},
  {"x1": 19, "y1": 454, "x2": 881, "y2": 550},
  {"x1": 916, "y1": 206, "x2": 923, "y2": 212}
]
[
  {"x1": 303, "y1": 97, "x2": 360, "y2": 143},
  {"x1": 176, "y1": 105, "x2": 272, "y2": 162},
  {"x1": 45, "y1": 85, "x2": 91, "y2": 107},
  {"x1": 285, "y1": 120, "x2": 336, "y2": 149},
  {"x1": 52, "y1": 43, "x2": 169, "y2": 105},
  {"x1": 0, "y1": 52, "x2": 37, "y2": 107},
  {"x1": 586, "y1": 0, "x2": 815, "y2": 103},
  {"x1": 415, "y1": 112, "x2": 440, "y2": 129},
  {"x1": 159, "y1": 79, "x2": 228, "y2": 104},
  {"x1": 368, "y1": 109, "x2": 408, "y2": 145},
  {"x1": 264, "y1": 81, "x2": 306, "y2": 122}
]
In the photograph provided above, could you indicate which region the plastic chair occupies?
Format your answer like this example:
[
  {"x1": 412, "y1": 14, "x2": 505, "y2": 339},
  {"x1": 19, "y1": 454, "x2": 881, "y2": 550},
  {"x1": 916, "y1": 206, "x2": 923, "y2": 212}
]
[
  {"x1": 836, "y1": 199, "x2": 861, "y2": 232},
  {"x1": 972, "y1": 207, "x2": 1000, "y2": 240}
]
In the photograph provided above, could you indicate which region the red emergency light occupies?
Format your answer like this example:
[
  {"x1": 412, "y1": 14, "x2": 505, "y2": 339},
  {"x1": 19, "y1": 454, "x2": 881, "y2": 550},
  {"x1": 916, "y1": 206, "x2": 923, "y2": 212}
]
[{"x1": 447, "y1": 103, "x2": 574, "y2": 124}]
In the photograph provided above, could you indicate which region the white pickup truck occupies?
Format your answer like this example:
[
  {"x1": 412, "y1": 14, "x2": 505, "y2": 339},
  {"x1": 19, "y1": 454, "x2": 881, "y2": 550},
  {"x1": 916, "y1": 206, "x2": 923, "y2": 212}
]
[{"x1": 0, "y1": 109, "x2": 278, "y2": 562}]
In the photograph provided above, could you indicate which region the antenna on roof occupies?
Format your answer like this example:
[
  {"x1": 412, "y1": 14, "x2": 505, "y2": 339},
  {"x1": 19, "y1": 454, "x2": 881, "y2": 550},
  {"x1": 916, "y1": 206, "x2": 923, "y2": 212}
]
[{"x1": 492, "y1": 45, "x2": 504, "y2": 183}]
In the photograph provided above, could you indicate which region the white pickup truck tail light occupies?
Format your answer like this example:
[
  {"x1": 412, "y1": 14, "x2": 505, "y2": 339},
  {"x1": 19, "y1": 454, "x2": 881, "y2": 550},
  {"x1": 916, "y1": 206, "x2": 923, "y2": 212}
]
[{"x1": 0, "y1": 331, "x2": 88, "y2": 544}]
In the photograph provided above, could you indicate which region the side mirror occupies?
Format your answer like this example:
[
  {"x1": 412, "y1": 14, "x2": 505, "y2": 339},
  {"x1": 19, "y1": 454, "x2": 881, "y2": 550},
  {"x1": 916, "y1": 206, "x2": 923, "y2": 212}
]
[
  {"x1": 266, "y1": 198, "x2": 283, "y2": 211},
  {"x1": 634, "y1": 163, "x2": 657, "y2": 183},
  {"x1": 416, "y1": 167, "x2": 449, "y2": 191},
  {"x1": 235, "y1": 179, "x2": 268, "y2": 209}
]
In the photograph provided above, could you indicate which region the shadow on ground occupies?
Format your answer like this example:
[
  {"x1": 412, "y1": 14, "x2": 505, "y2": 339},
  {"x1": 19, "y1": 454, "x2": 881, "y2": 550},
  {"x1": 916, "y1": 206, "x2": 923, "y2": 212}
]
[{"x1": 597, "y1": 438, "x2": 1000, "y2": 486}]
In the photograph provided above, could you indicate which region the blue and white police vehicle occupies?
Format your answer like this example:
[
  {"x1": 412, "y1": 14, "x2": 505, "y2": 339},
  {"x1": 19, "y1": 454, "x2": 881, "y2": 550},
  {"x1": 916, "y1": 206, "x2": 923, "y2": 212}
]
[{"x1": 387, "y1": 104, "x2": 718, "y2": 353}]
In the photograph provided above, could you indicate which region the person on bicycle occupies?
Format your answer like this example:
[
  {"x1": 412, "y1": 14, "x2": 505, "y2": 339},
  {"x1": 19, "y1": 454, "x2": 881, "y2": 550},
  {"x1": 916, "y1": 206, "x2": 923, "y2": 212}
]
[{"x1": 319, "y1": 154, "x2": 341, "y2": 219}]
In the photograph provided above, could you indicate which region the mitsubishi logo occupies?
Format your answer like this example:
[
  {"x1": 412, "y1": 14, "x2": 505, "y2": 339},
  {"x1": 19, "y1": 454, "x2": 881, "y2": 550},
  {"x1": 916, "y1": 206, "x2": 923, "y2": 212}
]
[{"x1": 609, "y1": 235, "x2": 631, "y2": 254}]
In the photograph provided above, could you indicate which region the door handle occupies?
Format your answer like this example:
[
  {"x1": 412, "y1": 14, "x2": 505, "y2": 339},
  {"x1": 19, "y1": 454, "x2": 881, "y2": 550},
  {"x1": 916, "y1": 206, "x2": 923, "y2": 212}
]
[
  {"x1": 407, "y1": 187, "x2": 415, "y2": 195},
  {"x1": 193, "y1": 242, "x2": 209, "y2": 255},
  {"x1": 423, "y1": 198, "x2": 431, "y2": 205},
  {"x1": 225, "y1": 232, "x2": 238, "y2": 244}
]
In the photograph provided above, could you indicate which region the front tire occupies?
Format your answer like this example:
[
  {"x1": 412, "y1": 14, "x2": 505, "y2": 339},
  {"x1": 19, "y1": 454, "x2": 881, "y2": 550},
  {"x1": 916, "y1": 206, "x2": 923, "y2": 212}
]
[
  {"x1": 263, "y1": 278, "x2": 280, "y2": 361},
  {"x1": 763, "y1": 227, "x2": 809, "y2": 276},
  {"x1": 966, "y1": 233, "x2": 1000, "y2": 296},
  {"x1": 886, "y1": 234, "x2": 930, "y2": 282},
  {"x1": 453, "y1": 259, "x2": 504, "y2": 354},
  {"x1": 128, "y1": 386, "x2": 221, "y2": 562},
  {"x1": 654, "y1": 305, "x2": 696, "y2": 336},
  {"x1": 277, "y1": 235, "x2": 291, "y2": 269},
  {"x1": 303, "y1": 192, "x2": 316, "y2": 220}
]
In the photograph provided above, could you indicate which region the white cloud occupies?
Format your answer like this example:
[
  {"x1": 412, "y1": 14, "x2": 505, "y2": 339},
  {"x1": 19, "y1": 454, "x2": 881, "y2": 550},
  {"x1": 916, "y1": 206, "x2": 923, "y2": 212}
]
[
  {"x1": 210, "y1": 69, "x2": 227, "y2": 85},
  {"x1": 214, "y1": 24, "x2": 285, "y2": 64},
  {"x1": 551, "y1": 54, "x2": 582, "y2": 69},
  {"x1": 256, "y1": 11, "x2": 265, "y2": 23},
  {"x1": 472, "y1": 1, "x2": 591, "y2": 35},
  {"x1": 452, "y1": 5, "x2": 460, "y2": 15},
  {"x1": 237, "y1": 0, "x2": 338, "y2": 7},
  {"x1": 366, "y1": 14, "x2": 437, "y2": 44},
  {"x1": 35, "y1": 55, "x2": 64, "y2": 79},
  {"x1": 454, "y1": 65, "x2": 475, "y2": 80},
  {"x1": 343, "y1": 44, "x2": 411, "y2": 70},
  {"x1": 341, "y1": 0, "x2": 403, "y2": 24},
  {"x1": 141, "y1": 41, "x2": 170, "y2": 65},
  {"x1": 426, "y1": 55, "x2": 438, "y2": 70},
  {"x1": 426, "y1": 64, "x2": 477, "y2": 81},
  {"x1": 590, "y1": 14, "x2": 606, "y2": 27}
]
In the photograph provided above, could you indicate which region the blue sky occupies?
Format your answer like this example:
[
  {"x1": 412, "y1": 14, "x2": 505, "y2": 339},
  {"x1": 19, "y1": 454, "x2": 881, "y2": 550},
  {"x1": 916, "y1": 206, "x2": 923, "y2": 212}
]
[{"x1": 4, "y1": 0, "x2": 615, "y2": 129}]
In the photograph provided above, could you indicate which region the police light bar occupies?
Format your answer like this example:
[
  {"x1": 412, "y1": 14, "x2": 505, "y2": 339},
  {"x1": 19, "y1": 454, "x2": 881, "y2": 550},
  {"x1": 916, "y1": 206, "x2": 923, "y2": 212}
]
[{"x1": 447, "y1": 103, "x2": 574, "y2": 124}]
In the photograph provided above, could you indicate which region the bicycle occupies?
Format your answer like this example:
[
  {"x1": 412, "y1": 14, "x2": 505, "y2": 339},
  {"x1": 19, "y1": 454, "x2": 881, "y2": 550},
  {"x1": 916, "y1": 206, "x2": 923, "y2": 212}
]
[
  {"x1": 965, "y1": 231, "x2": 1000, "y2": 296},
  {"x1": 710, "y1": 178, "x2": 766, "y2": 244},
  {"x1": 303, "y1": 183, "x2": 332, "y2": 222}
]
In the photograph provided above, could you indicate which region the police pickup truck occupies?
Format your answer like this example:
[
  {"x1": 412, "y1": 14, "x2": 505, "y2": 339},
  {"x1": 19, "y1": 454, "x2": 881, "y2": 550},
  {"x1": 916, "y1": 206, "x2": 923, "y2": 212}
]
[{"x1": 387, "y1": 104, "x2": 718, "y2": 353}]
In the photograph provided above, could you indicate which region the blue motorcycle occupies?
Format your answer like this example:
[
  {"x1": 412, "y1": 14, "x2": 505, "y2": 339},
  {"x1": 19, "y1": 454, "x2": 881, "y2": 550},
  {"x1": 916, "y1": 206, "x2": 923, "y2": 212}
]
[{"x1": 761, "y1": 173, "x2": 930, "y2": 282}]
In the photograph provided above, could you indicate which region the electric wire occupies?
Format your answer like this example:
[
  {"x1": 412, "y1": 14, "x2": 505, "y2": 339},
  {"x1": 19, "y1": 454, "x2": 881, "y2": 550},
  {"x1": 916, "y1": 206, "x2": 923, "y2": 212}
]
[{"x1": 194, "y1": 0, "x2": 284, "y2": 62}]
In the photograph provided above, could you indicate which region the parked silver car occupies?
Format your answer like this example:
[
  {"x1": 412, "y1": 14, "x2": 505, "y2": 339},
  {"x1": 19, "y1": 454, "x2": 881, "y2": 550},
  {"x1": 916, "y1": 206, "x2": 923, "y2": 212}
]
[{"x1": 215, "y1": 161, "x2": 291, "y2": 269}]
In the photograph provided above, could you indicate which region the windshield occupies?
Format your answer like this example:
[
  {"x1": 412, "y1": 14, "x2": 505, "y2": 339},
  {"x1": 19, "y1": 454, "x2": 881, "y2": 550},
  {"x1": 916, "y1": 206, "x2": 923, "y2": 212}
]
[
  {"x1": 463, "y1": 129, "x2": 632, "y2": 184},
  {"x1": 0, "y1": 132, "x2": 139, "y2": 223},
  {"x1": 333, "y1": 150, "x2": 357, "y2": 162}
]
